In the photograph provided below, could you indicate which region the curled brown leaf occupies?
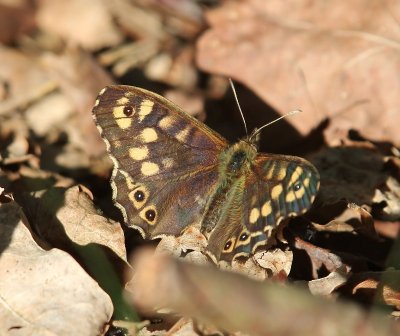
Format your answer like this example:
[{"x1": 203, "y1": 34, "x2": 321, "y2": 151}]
[{"x1": 128, "y1": 248, "x2": 400, "y2": 336}]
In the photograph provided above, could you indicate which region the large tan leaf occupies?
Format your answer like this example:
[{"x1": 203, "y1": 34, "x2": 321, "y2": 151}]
[
  {"x1": 0, "y1": 200, "x2": 113, "y2": 335},
  {"x1": 197, "y1": 0, "x2": 400, "y2": 144}
]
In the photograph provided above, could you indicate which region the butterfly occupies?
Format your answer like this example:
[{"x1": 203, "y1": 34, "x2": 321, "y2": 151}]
[{"x1": 92, "y1": 85, "x2": 320, "y2": 263}]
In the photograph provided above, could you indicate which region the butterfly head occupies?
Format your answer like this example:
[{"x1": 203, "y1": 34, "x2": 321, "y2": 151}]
[{"x1": 247, "y1": 128, "x2": 262, "y2": 147}]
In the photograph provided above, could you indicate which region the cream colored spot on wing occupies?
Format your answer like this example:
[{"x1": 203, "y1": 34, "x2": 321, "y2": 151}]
[
  {"x1": 141, "y1": 162, "x2": 159, "y2": 176},
  {"x1": 117, "y1": 97, "x2": 129, "y2": 105},
  {"x1": 276, "y1": 168, "x2": 287, "y2": 181},
  {"x1": 261, "y1": 201, "x2": 272, "y2": 217},
  {"x1": 175, "y1": 127, "x2": 191, "y2": 142},
  {"x1": 285, "y1": 191, "x2": 296, "y2": 203},
  {"x1": 99, "y1": 87, "x2": 107, "y2": 96},
  {"x1": 138, "y1": 99, "x2": 154, "y2": 122},
  {"x1": 162, "y1": 157, "x2": 174, "y2": 169},
  {"x1": 271, "y1": 184, "x2": 283, "y2": 200},
  {"x1": 251, "y1": 231, "x2": 263, "y2": 237},
  {"x1": 113, "y1": 106, "x2": 132, "y2": 129},
  {"x1": 264, "y1": 225, "x2": 273, "y2": 236},
  {"x1": 265, "y1": 164, "x2": 276, "y2": 180},
  {"x1": 140, "y1": 128, "x2": 158, "y2": 143},
  {"x1": 159, "y1": 116, "x2": 175, "y2": 130},
  {"x1": 94, "y1": 98, "x2": 100, "y2": 107},
  {"x1": 303, "y1": 177, "x2": 310, "y2": 188},
  {"x1": 114, "y1": 140, "x2": 122, "y2": 148},
  {"x1": 129, "y1": 146, "x2": 149, "y2": 161},
  {"x1": 249, "y1": 208, "x2": 260, "y2": 224},
  {"x1": 288, "y1": 166, "x2": 303, "y2": 187},
  {"x1": 295, "y1": 186, "x2": 305, "y2": 199}
]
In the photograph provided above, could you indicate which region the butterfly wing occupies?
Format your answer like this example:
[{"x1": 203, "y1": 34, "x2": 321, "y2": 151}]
[
  {"x1": 93, "y1": 85, "x2": 228, "y2": 238},
  {"x1": 207, "y1": 154, "x2": 320, "y2": 262}
]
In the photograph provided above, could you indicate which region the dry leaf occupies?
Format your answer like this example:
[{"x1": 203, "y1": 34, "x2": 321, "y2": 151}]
[
  {"x1": 8, "y1": 165, "x2": 75, "y2": 195},
  {"x1": 342, "y1": 271, "x2": 400, "y2": 310},
  {"x1": 312, "y1": 143, "x2": 388, "y2": 205},
  {"x1": 197, "y1": 0, "x2": 400, "y2": 144},
  {"x1": 0, "y1": 46, "x2": 55, "y2": 117},
  {"x1": 308, "y1": 268, "x2": 348, "y2": 297},
  {"x1": 25, "y1": 91, "x2": 74, "y2": 136},
  {"x1": 0, "y1": 117, "x2": 31, "y2": 165},
  {"x1": 0, "y1": 199, "x2": 113, "y2": 335},
  {"x1": 254, "y1": 248, "x2": 293, "y2": 277},
  {"x1": 128, "y1": 248, "x2": 400, "y2": 336},
  {"x1": 0, "y1": 2, "x2": 35, "y2": 44},
  {"x1": 36, "y1": 0, "x2": 123, "y2": 50},
  {"x1": 293, "y1": 237, "x2": 347, "y2": 279},
  {"x1": 312, "y1": 202, "x2": 377, "y2": 238},
  {"x1": 373, "y1": 176, "x2": 400, "y2": 221},
  {"x1": 163, "y1": 89, "x2": 206, "y2": 121},
  {"x1": 223, "y1": 257, "x2": 267, "y2": 281},
  {"x1": 41, "y1": 48, "x2": 115, "y2": 156},
  {"x1": 374, "y1": 220, "x2": 400, "y2": 239},
  {"x1": 21, "y1": 185, "x2": 127, "y2": 261},
  {"x1": 155, "y1": 226, "x2": 208, "y2": 261},
  {"x1": 145, "y1": 45, "x2": 198, "y2": 88},
  {"x1": 165, "y1": 318, "x2": 201, "y2": 336}
]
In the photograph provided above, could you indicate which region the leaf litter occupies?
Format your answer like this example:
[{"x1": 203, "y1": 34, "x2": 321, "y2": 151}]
[
  {"x1": 0, "y1": 0, "x2": 400, "y2": 335},
  {"x1": 0, "y1": 196, "x2": 113, "y2": 335}
]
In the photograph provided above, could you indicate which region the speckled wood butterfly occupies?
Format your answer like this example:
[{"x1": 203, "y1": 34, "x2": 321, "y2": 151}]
[{"x1": 93, "y1": 85, "x2": 320, "y2": 262}]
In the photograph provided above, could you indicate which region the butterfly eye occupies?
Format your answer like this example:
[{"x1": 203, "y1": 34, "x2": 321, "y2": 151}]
[
  {"x1": 294, "y1": 182, "x2": 302, "y2": 191},
  {"x1": 239, "y1": 233, "x2": 249, "y2": 241},
  {"x1": 224, "y1": 241, "x2": 232, "y2": 251},
  {"x1": 134, "y1": 190, "x2": 145, "y2": 202},
  {"x1": 123, "y1": 105, "x2": 134, "y2": 116},
  {"x1": 145, "y1": 209, "x2": 156, "y2": 221}
]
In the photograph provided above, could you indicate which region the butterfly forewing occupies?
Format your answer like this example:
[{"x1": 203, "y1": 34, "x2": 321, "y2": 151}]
[{"x1": 93, "y1": 85, "x2": 228, "y2": 238}]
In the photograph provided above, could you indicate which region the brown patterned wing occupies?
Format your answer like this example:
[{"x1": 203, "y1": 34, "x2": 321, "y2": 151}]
[
  {"x1": 207, "y1": 154, "x2": 320, "y2": 262},
  {"x1": 93, "y1": 85, "x2": 228, "y2": 238}
]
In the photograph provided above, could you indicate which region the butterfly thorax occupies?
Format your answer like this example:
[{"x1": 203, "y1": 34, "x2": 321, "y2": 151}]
[
  {"x1": 202, "y1": 140, "x2": 257, "y2": 234},
  {"x1": 219, "y1": 139, "x2": 257, "y2": 178}
]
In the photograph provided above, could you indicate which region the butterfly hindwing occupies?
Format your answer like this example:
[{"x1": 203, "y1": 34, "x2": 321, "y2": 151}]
[
  {"x1": 93, "y1": 85, "x2": 228, "y2": 238},
  {"x1": 207, "y1": 154, "x2": 319, "y2": 261}
]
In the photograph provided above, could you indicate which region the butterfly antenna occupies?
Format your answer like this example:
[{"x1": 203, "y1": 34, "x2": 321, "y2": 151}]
[
  {"x1": 251, "y1": 109, "x2": 302, "y2": 140},
  {"x1": 229, "y1": 78, "x2": 248, "y2": 137}
]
